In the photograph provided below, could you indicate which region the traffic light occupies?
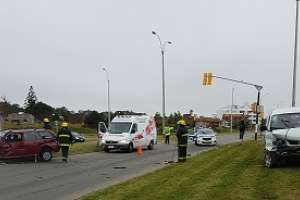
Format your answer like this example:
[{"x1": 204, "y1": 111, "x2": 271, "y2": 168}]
[
  {"x1": 207, "y1": 72, "x2": 213, "y2": 85},
  {"x1": 203, "y1": 72, "x2": 213, "y2": 85},
  {"x1": 251, "y1": 102, "x2": 257, "y2": 113},
  {"x1": 203, "y1": 73, "x2": 208, "y2": 85}
]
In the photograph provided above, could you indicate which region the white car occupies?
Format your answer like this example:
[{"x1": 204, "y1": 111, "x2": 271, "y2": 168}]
[{"x1": 195, "y1": 128, "x2": 217, "y2": 146}]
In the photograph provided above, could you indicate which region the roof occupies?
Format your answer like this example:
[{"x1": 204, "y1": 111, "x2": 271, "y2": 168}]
[
  {"x1": 112, "y1": 115, "x2": 150, "y2": 123},
  {"x1": 271, "y1": 107, "x2": 300, "y2": 116}
]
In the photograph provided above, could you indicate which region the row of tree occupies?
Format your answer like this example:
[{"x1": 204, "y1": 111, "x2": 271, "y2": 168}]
[{"x1": 1, "y1": 86, "x2": 190, "y2": 130}]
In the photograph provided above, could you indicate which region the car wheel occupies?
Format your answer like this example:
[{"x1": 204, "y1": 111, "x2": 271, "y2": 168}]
[
  {"x1": 195, "y1": 140, "x2": 200, "y2": 146},
  {"x1": 265, "y1": 150, "x2": 278, "y2": 168},
  {"x1": 103, "y1": 146, "x2": 110, "y2": 152},
  {"x1": 39, "y1": 148, "x2": 53, "y2": 162},
  {"x1": 128, "y1": 143, "x2": 134, "y2": 153},
  {"x1": 148, "y1": 140, "x2": 154, "y2": 150}
]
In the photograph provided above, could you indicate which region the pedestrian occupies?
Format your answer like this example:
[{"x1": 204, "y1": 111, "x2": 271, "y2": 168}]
[
  {"x1": 164, "y1": 126, "x2": 172, "y2": 144},
  {"x1": 239, "y1": 119, "x2": 246, "y2": 143},
  {"x1": 43, "y1": 118, "x2": 52, "y2": 130},
  {"x1": 176, "y1": 119, "x2": 188, "y2": 162},
  {"x1": 57, "y1": 122, "x2": 73, "y2": 162}
]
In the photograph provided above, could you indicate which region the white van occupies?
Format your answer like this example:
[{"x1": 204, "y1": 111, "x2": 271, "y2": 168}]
[{"x1": 98, "y1": 115, "x2": 157, "y2": 152}]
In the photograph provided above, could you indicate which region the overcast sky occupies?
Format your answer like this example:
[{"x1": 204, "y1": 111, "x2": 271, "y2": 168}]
[{"x1": 0, "y1": 0, "x2": 299, "y2": 116}]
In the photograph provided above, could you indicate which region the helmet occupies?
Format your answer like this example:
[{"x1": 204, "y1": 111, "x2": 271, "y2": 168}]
[
  {"x1": 43, "y1": 118, "x2": 50, "y2": 123},
  {"x1": 177, "y1": 119, "x2": 187, "y2": 126},
  {"x1": 61, "y1": 122, "x2": 69, "y2": 128}
]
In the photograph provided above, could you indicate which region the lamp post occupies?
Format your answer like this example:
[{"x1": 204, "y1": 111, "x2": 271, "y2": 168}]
[
  {"x1": 230, "y1": 88, "x2": 234, "y2": 133},
  {"x1": 152, "y1": 31, "x2": 172, "y2": 135},
  {"x1": 102, "y1": 67, "x2": 111, "y2": 130},
  {"x1": 292, "y1": 0, "x2": 300, "y2": 107}
]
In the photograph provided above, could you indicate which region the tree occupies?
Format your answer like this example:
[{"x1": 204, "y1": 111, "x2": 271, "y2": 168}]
[
  {"x1": 24, "y1": 86, "x2": 37, "y2": 110},
  {"x1": 29, "y1": 102, "x2": 55, "y2": 121},
  {"x1": 84, "y1": 111, "x2": 106, "y2": 129},
  {"x1": 0, "y1": 96, "x2": 23, "y2": 115}
]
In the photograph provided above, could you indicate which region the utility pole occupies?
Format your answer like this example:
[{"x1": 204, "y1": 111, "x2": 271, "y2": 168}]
[
  {"x1": 102, "y1": 67, "x2": 111, "y2": 130},
  {"x1": 152, "y1": 31, "x2": 172, "y2": 135},
  {"x1": 292, "y1": 0, "x2": 300, "y2": 107}
]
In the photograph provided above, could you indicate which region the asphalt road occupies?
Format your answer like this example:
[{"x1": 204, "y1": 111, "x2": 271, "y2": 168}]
[{"x1": 0, "y1": 133, "x2": 252, "y2": 200}]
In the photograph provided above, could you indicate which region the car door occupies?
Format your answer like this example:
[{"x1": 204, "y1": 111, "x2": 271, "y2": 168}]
[
  {"x1": 4, "y1": 132, "x2": 25, "y2": 157},
  {"x1": 22, "y1": 131, "x2": 39, "y2": 156},
  {"x1": 37, "y1": 130, "x2": 58, "y2": 150}
]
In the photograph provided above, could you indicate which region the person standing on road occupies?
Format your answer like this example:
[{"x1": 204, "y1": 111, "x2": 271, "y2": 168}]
[
  {"x1": 43, "y1": 118, "x2": 52, "y2": 130},
  {"x1": 57, "y1": 122, "x2": 73, "y2": 162},
  {"x1": 176, "y1": 119, "x2": 188, "y2": 162},
  {"x1": 164, "y1": 126, "x2": 173, "y2": 144},
  {"x1": 239, "y1": 118, "x2": 246, "y2": 143}
]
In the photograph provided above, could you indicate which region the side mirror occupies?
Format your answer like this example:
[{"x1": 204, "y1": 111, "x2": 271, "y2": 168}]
[
  {"x1": 131, "y1": 128, "x2": 136, "y2": 134},
  {"x1": 260, "y1": 125, "x2": 268, "y2": 131}
]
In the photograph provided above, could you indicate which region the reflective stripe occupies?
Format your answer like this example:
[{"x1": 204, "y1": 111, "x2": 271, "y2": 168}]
[
  {"x1": 59, "y1": 134, "x2": 70, "y2": 138},
  {"x1": 179, "y1": 144, "x2": 187, "y2": 147},
  {"x1": 182, "y1": 134, "x2": 188, "y2": 136},
  {"x1": 60, "y1": 144, "x2": 71, "y2": 147}
]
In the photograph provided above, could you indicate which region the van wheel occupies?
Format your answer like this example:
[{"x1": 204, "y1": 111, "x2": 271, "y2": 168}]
[
  {"x1": 39, "y1": 148, "x2": 53, "y2": 162},
  {"x1": 148, "y1": 141, "x2": 154, "y2": 150},
  {"x1": 265, "y1": 151, "x2": 278, "y2": 168},
  {"x1": 128, "y1": 143, "x2": 134, "y2": 153}
]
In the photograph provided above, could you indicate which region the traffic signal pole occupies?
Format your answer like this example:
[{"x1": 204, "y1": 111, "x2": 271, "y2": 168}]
[
  {"x1": 255, "y1": 89, "x2": 262, "y2": 141},
  {"x1": 203, "y1": 73, "x2": 263, "y2": 141}
]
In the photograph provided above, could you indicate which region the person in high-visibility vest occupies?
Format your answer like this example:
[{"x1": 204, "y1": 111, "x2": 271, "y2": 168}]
[
  {"x1": 57, "y1": 122, "x2": 73, "y2": 162},
  {"x1": 164, "y1": 126, "x2": 173, "y2": 144},
  {"x1": 176, "y1": 119, "x2": 188, "y2": 162},
  {"x1": 43, "y1": 118, "x2": 52, "y2": 130}
]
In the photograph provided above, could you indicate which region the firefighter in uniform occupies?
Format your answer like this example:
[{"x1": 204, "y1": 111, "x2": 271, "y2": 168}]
[
  {"x1": 176, "y1": 119, "x2": 188, "y2": 162},
  {"x1": 43, "y1": 118, "x2": 52, "y2": 130},
  {"x1": 57, "y1": 122, "x2": 73, "y2": 162}
]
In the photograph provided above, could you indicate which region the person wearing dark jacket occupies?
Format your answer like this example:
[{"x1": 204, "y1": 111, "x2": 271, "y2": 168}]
[
  {"x1": 239, "y1": 119, "x2": 246, "y2": 142},
  {"x1": 43, "y1": 118, "x2": 52, "y2": 130},
  {"x1": 57, "y1": 122, "x2": 73, "y2": 162},
  {"x1": 176, "y1": 119, "x2": 188, "y2": 162}
]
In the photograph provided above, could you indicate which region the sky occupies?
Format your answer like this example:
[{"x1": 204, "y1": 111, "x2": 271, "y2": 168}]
[{"x1": 0, "y1": 0, "x2": 299, "y2": 116}]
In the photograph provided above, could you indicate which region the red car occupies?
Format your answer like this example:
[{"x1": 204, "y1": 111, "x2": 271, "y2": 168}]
[{"x1": 0, "y1": 129, "x2": 59, "y2": 161}]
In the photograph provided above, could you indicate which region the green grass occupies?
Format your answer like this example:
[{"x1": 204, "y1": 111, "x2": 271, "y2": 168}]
[{"x1": 80, "y1": 141, "x2": 300, "y2": 200}]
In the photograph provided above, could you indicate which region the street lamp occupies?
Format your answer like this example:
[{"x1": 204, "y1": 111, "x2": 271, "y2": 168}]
[
  {"x1": 292, "y1": 0, "x2": 300, "y2": 107},
  {"x1": 152, "y1": 31, "x2": 172, "y2": 135},
  {"x1": 102, "y1": 67, "x2": 111, "y2": 130}
]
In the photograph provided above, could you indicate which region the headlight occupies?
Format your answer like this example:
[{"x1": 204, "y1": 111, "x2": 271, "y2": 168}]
[
  {"x1": 272, "y1": 138, "x2": 285, "y2": 146},
  {"x1": 101, "y1": 139, "x2": 106, "y2": 143},
  {"x1": 119, "y1": 140, "x2": 129, "y2": 144}
]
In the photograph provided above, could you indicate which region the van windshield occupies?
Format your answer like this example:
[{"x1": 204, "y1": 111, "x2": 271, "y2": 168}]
[
  {"x1": 271, "y1": 113, "x2": 300, "y2": 130},
  {"x1": 110, "y1": 122, "x2": 132, "y2": 134}
]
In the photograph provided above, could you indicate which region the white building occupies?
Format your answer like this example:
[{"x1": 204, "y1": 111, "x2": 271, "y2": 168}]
[{"x1": 217, "y1": 104, "x2": 257, "y2": 125}]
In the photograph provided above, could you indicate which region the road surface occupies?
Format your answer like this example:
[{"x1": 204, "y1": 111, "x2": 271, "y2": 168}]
[{"x1": 0, "y1": 133, "x2": 252, "y2": 200}]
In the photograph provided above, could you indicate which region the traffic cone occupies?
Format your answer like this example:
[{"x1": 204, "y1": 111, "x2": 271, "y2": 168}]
[{"x1": 137, "y1": 145, "x2": 143, "y2": 156}]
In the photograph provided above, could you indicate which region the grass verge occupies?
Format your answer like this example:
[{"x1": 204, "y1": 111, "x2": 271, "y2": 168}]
[{"x1": 80, "y1": 141, "x2": 300, "y2": 200}]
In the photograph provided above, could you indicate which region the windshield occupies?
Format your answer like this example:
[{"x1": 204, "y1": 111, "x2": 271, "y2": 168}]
[
  {"x1": 110, "y1": 122, "x2": 132, "y2": 134},
  {"x1": 197, "y1": 129, "x2": 214, "y2": 135},
  {"x1": 271, "y1": 113, "x2": 300, "y2": 130},
  {"x1": 72, "y1": 132, "x2": 80, "y2": 136},
  {"x1": 0, "y1": 131, "x2": 5, "y2": 138}
]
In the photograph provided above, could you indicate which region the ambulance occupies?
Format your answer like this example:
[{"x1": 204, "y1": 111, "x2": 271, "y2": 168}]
[{"x1": 98, "y1": 114, "x2": 157, "y2": 152}]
